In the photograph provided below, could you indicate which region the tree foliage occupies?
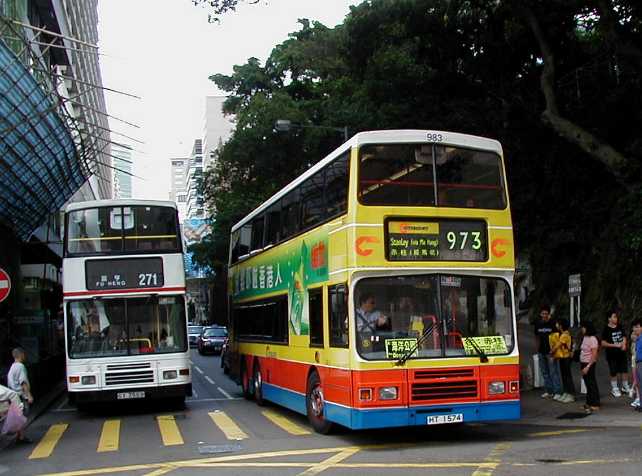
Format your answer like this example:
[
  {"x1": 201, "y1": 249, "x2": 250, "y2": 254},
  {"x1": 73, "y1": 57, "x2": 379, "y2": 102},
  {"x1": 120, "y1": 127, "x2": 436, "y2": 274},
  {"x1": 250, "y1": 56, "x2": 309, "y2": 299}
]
[{"x1": 195, "y1": 0, "x2": 642, "y2": 324}]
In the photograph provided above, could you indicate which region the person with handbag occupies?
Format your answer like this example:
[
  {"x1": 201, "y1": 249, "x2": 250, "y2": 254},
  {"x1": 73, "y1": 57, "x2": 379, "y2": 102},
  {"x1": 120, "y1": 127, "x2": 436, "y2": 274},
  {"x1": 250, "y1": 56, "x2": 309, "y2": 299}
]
[
  {"x1": 0, "y1": 383, "x2": 30, "y2": 444},
  {"x1": 579, "y1": 321, "x2": 601, "y2": 414}
]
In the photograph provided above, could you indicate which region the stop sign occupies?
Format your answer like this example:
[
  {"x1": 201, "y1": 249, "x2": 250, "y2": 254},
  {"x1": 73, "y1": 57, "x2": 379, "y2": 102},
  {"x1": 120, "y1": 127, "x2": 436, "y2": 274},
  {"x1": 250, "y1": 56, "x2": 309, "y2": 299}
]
[{"x1": 0, "y1": 267, "x2": 11, "y2": 303}]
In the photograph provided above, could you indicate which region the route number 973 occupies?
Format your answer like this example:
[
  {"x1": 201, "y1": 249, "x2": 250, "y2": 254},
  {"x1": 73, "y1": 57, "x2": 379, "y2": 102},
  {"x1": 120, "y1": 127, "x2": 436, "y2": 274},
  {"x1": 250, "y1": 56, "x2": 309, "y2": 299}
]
[{"x1": 446, "y1": 231, "x2": 482, "y2": 251}]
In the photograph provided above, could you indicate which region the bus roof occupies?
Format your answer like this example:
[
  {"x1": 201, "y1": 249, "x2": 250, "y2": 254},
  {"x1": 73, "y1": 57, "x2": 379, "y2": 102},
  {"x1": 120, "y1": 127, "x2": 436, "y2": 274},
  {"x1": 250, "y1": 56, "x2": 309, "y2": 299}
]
[
  {"x1": 64, "y1": 199, "x2": 178, "y2": 213},
  {"x1": 231, "y1": 129, "x2": 503, "y2": 232}
]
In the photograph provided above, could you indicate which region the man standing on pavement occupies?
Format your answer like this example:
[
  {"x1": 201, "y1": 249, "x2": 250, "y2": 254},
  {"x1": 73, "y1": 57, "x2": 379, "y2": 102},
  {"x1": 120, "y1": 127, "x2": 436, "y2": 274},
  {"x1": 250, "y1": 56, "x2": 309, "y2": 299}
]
[
  {"x1": 534, "y1": 305, "x2": 560, "y2": 398},
  {"x1": 7, "y1": 348, "x2": 34, "y2": 415}
]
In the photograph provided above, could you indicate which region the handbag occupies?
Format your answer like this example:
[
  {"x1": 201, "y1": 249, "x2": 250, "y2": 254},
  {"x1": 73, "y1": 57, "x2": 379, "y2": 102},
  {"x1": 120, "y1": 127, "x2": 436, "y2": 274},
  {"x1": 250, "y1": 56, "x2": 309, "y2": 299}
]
[{"x1": 1, "y1": 401, "x2": 27, "y2": 435}]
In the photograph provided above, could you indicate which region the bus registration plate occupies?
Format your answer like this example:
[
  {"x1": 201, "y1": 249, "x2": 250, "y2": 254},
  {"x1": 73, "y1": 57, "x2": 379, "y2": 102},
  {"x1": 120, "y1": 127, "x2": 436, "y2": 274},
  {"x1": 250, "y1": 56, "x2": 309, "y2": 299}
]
[
  {"x1": 426, "y1": 413, "x2": 463, "y2": 425},
  {"x1": 117, "y1": 391, "x2": 145, "y2": 400}
]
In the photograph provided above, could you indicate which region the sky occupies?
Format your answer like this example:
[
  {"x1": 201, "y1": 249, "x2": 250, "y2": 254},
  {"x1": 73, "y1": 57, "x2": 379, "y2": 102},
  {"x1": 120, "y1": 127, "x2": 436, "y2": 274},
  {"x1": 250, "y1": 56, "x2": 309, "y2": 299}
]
[{"x1": 97, "y1": 0, "x2": 360, "y2": 200}]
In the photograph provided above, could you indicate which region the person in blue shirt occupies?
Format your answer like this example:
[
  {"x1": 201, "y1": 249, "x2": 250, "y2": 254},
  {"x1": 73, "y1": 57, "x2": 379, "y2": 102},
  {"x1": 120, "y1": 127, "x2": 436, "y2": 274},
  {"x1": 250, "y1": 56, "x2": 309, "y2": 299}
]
[{"x1": 632, "y1": 319, "x2": 642, "y2": 410}]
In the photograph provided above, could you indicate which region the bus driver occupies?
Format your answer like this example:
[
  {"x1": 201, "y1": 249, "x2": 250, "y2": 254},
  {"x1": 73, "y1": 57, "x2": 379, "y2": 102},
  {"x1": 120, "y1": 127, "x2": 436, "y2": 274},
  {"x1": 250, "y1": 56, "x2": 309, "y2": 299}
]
[{"x1": 356, "y1": 294, "x2": 390, "y2": 333}]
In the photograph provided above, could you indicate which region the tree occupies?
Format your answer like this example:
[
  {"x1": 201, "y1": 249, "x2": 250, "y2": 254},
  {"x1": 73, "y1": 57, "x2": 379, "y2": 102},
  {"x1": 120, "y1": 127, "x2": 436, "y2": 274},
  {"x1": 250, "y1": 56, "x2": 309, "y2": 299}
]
[{"x1": 195, "y1": 0, "x2": 642, "y2": 323}]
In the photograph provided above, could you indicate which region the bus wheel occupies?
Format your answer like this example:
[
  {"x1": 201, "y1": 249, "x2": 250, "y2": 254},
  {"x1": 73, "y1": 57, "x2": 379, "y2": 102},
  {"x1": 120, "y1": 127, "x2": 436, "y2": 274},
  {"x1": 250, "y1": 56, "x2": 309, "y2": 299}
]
[
  {"x1": 253, "y1": 360, "x2": 265, "y2": 406},
  {"x1": 241, "y1": 359, "x2": 253, "y2": 400},
  {"x1": 306, "y1": 371, "x2": 333, "y2": 434}
]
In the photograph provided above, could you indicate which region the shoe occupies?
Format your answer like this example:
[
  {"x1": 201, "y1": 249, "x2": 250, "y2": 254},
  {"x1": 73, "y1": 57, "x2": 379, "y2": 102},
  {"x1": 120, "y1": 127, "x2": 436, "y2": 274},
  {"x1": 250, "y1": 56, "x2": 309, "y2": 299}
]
[
  {"x1": 628, "y1": 388, "x2": 635, "y2": 399},
  {"x1": 541, "y1": 392, "x2": 552, "y2": 399},
  {"x1": 611, "y1": 387, "x2": 622, "y2": 398},
  {"x1": 15, "y1": 437, "x2": 32, "y2": 445},
  {"x1": 622, "y1": 383, "x2": 631, "y2": 394},
  {"x1": 631, "y1": 399, "x2": 640, "y2": 408},
  {"x1": 561, "y1": 394, "x2": 575, "y2": 403},
  {"x1": 589, "y1": 406, "x2": 600, "y2": 411},
  {"x1": 553, "y1": 394, "x2": 563, "y2": 401}
]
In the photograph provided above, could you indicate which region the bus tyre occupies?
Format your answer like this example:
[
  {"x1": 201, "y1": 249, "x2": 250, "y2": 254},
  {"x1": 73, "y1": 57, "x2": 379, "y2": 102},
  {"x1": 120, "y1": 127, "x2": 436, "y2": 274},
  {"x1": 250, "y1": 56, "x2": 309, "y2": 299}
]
[
  {"x1": 306, "y1": 371, "x2": 333, "y2": 434},
  {"x1": 253, "y1": 360, "x2": 265, "y2": 406},
  {"x1": 241, "y1": 359, "x2": 253, "y2": 400}
]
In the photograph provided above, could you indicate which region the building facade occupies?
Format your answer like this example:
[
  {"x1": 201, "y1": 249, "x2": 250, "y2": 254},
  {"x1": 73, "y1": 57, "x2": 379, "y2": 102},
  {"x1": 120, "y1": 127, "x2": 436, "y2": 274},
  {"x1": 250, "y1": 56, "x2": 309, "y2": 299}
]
[
  {"x1": 169, "y1": 157, "x2": 189, "y2": 220},
  {"x1": 203, "y1": 96, "x2": 233, "y2": 170},
  {"x1": 186, "y1": 139, "x2": 204, "y2": 219},
  {"x1": 0, "y1": 0, "x2": 112, "y2": 394},
  {"x1": 112, "y1": 144, "x2": 133, "y2": 198}
]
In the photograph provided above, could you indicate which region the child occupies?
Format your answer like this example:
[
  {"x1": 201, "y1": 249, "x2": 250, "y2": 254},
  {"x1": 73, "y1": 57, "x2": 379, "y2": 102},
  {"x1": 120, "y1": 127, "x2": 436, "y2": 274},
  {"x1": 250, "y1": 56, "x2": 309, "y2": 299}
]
[
  {"x1": 580, "y1": 321, "x2": 600, "y2": 413},
  {"x1": 7, "y1": 348, "x2": 34, "y2": 414},
  {"x1": 547, "y1": 319, "x2": 564, "y2": 401},
  {"x1": 552, "y1": 318, "x2": 575, "y2": 402},
  {"x1": 601, "y1": 311, "x2": 630, "y2": 397},
  {"x1": 631, "y1": 319, "x2": 642, "y2": 408}
]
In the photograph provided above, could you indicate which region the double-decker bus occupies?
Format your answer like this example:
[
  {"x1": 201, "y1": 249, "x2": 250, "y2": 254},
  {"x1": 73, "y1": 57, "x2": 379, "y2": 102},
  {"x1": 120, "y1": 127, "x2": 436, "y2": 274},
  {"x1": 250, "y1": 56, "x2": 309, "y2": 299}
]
[
  {"x1": 227, "y1": 130, "x2": 518, "y2": 433},
  {"x1": 63, "y1": 200, "x2": 191, "y2": 406}
]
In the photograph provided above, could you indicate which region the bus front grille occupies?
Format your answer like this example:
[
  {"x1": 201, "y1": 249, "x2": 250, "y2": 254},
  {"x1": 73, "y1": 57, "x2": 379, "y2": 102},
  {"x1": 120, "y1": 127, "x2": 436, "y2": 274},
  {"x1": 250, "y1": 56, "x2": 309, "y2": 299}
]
[
  {"x1": 107, "y1": 362, "x2": 151, "y2": 371},
  {"x1": 411, "y1": 380, "x2": 478, "y2": 401},
  {"x1": 105, "y1": 370, "x2": 154, "y2": 386},
  {"x1": 414, "y1": 369, "x2": 474, "y2": 379}
]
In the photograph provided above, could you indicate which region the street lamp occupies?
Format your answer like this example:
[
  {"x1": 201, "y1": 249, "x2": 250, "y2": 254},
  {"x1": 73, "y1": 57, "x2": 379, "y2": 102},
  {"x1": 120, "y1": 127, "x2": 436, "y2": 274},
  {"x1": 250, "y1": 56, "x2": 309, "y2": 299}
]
[{"x1": 274, "y1": 119, "x2": 348, "y2": 142}]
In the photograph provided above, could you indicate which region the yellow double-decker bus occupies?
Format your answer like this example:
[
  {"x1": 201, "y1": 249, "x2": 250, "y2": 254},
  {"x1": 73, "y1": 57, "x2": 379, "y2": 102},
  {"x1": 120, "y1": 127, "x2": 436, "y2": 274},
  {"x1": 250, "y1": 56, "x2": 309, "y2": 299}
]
[{"x1": 227, "y1": 130, "x2": 518, "y2": 433}]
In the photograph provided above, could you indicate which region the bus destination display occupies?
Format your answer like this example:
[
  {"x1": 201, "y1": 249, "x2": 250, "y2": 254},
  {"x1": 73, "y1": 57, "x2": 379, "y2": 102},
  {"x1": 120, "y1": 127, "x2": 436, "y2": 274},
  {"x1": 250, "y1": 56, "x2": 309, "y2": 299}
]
[
  {"x1": 386, "y1": 220, "x2": 487, "y2": 262},
  {"x1": 86, "y1": 257, "x2": 164, "y2": 290}
]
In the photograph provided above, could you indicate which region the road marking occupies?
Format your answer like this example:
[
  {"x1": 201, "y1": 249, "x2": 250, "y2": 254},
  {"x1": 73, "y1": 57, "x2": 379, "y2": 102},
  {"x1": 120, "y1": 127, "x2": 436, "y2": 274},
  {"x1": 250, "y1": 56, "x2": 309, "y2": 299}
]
[
  {"x1": 471, "y1": 442, "x2": 511, "y2": 476},
  {"x1": 297, "y1": 448, "x2": 360, "y2": 475},
  {"x1": 217, "y1": 387, "x2": 233, "y2": 399},
  {"x1": 186, "y1": 397, "x2": 243, "y2": 402},
  {"x1": 97, "y1": 420, "x2": 120, "y2": 453},
  {"x1": 208, "y1": 410, "x2": 248, "y2": 440},
  {"x1": 262, "y1": 409, "x2": 311, "y2": 435},
  {"x1": 156, "y1": 415, "x2": 184, "y2": 446},
  {"x1": 55, "y1": 398, "x2": 68, "y2": 411},
  {"x1": 29, "y1": 423, "x2": 68, "y2": 459},
  {"x1": 194, "y1": 366, "x2": 204, "y2": 375},
  {"x1": 528, "y1": 429, "x2": 589, "y2": 437},
  {"x1": 191, "y1": 389, "x2": 198, "y2": 399},
  {"x1": 205, "y1": 376, "x2": 215, "y2": 385}
]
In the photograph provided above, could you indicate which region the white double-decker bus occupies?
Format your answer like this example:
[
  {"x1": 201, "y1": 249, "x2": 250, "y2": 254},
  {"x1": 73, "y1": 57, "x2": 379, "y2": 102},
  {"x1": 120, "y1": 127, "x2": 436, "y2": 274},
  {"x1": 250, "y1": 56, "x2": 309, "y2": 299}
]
[{"x1": 63, "y1": 200, "x2": 191, "y2": 406}]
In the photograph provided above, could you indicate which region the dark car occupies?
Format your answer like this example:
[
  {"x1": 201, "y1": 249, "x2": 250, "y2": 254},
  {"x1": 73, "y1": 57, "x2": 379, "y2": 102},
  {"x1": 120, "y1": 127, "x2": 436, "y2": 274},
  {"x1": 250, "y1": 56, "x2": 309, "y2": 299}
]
[
  {"x1": 188, "y1": 325, "x2": 204, "y2": 348},
  {"x1": 197, "y1": 326, "x2": 228, "y2": 355}
]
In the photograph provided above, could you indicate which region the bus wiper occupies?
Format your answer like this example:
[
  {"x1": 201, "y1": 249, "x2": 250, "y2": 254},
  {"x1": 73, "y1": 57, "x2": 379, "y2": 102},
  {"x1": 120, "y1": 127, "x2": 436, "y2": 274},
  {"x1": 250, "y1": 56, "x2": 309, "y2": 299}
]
[
  {"x1": 465, "y1": 337, "x2": 489, "y2": 363},
  {"x1": 395, "y1": 324, "x2": 434, "y2": 366}
]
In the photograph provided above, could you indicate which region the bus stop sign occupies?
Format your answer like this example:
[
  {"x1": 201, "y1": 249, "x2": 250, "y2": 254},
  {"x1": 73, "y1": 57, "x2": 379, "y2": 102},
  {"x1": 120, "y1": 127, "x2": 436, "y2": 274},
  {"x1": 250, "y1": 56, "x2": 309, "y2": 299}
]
[{"x1": 0, "y1": 267, "x2": 11, "y2": 303}]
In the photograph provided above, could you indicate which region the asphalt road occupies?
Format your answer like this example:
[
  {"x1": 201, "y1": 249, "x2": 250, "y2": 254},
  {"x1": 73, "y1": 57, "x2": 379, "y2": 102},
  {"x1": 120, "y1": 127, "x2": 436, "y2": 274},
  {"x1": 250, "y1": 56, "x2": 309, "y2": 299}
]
[{"x1": 1, "y1": 350, "x2": 640, "y2": 476}]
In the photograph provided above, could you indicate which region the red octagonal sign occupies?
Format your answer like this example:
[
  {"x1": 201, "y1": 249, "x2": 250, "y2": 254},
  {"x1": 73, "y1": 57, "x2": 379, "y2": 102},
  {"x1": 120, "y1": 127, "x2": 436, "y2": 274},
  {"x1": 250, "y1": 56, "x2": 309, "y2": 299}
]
[{"x1": 0, "y1": 267, "x2": 11, "y2": 303}]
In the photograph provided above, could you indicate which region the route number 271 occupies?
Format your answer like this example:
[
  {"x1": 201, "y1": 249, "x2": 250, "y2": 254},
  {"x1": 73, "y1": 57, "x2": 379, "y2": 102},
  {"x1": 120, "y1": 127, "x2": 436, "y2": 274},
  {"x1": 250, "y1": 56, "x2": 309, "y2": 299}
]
[
  {"x1": 446, "y1": 231, "x2": 482, "y2": 250},
  {"x1": 138, "y1": 273, "x2": 158, "y2": 286}
]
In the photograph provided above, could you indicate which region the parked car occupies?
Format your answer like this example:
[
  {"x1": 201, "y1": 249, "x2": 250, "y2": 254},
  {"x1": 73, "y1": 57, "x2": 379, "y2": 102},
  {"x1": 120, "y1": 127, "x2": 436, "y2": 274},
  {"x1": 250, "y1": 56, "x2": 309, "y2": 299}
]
[
  {"x1": 188, "y1": 325, "x2": 204, "y2": 348},
  {"x1": 197, "y1": 326, "x2": 228, "y2": 355}
]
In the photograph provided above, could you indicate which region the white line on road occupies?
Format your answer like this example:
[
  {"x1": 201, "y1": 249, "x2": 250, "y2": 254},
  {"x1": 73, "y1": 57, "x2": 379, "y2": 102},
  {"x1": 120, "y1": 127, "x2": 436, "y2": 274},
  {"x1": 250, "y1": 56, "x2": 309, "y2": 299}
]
[
  {"x1": 194, "y1": 366, "x2": 204, "y2": 375},
  {"x1": 217, "y1": 387, "x2": 233, "y2": 400},
  {"x1": 55, "y1": 398, "x2": 68, "y2": 411},
  {"x1": 205, "y1": 376, "x2": 216, "y2": 385},
  {"x1": 192, "y1": 388, "x2": 199, "y2": 399},
  {"x1": 187, "y1": 397, "x2": 242, "y2": 402}
]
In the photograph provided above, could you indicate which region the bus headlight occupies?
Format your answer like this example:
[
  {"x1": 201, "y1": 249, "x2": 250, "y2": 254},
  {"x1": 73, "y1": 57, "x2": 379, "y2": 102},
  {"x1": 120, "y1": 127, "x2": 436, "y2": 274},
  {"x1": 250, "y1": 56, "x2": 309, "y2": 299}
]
[
  {"x1": 163, "y1": 370, "x2": 178, "y2": 380},
  {"x1": 378, "y1": 387, "x2": 398, "y2": 400},
  {"x1": 488, "y1": 381, "x2": 505, "y2": 395},
  {"x1": 81, "y1": 375, "x2": 96, "y2": 385}
]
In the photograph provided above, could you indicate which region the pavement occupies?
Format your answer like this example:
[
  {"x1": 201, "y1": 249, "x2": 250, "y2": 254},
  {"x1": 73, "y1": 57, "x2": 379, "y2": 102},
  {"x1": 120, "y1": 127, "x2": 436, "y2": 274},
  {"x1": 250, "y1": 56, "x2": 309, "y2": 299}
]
[{"x1": 516, "y1": 312, "x2": 642, "y2": 428}]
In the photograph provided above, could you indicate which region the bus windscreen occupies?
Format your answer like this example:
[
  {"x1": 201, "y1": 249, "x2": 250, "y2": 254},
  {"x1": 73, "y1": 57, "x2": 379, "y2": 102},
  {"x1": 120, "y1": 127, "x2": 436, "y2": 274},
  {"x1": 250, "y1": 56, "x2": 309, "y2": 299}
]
[{"x1": 66, "y1": 295, "x2": 187, "y2": 358}]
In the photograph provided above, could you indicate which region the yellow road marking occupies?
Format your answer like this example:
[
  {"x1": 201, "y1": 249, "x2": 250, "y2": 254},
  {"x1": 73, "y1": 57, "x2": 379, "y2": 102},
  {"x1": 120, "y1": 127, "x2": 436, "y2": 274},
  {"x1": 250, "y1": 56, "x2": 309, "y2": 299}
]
[
  {"x1": 156, "y1": 415, "x2": 183, "y2": 446},
  {"x1": 29, "y1": 423, "x2": 69, "y2": 460},
  {"x1": 97, "y1": 420, "x2": 120, "y2": 453},
  {"x1": 471, "y1": 442, "x2": 511, "y2": 476},
  {"x1": 528, "y1": 429, "x2": 588, "y2": 437},
  {"x1": 297, "y1": 448, "x2": 360, "y2": 476},
  {"x1": 262, "y1": 409, "x2": 311, "y2": 436},
  {"x1": 208, "y1": 410, "x2": 248, "y2": 440}
]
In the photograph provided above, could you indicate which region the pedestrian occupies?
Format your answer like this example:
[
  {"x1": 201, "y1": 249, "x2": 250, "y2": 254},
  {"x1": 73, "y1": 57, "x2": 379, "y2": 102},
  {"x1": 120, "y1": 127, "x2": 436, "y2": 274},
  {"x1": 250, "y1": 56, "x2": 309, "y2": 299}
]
[
  {"x1": 601, "y1": 310, "x2": 630, "y2": 397},
  {"x1": 579, "y1": 321, "x2": 600, "y2": 413},
  {"x1": 552, "y1": 318, "x2": 575, "y2": 402},
  {"x1": 7, "y1": 348, "x2": 34, "y2": 415},
  {"x1": 534, "y1": 305, "x2": 561, "y2": 398},
  {"x1": 0, "y1": 383, "x2": 30, "y2": 444},
  {"x1": 631, "y1": 319, "x2": 642, "y2": 409},
  {"x1": 547, "y1": 318, "x2": 564, "y2": 401}
]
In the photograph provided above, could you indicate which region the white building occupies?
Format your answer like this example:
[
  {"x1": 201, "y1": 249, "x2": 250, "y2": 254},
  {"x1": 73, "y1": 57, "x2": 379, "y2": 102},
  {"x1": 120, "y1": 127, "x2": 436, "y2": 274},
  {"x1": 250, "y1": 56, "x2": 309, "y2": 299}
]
[
  {"x1": 112, "y1": 144, "x2": 133, "y2": 198},
  {"x1": 169, "y1": 157, "x2": 189, "y2": 220},
  {"x1": 202, "y1": 96, "x2": 234, "y2": 170}
]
